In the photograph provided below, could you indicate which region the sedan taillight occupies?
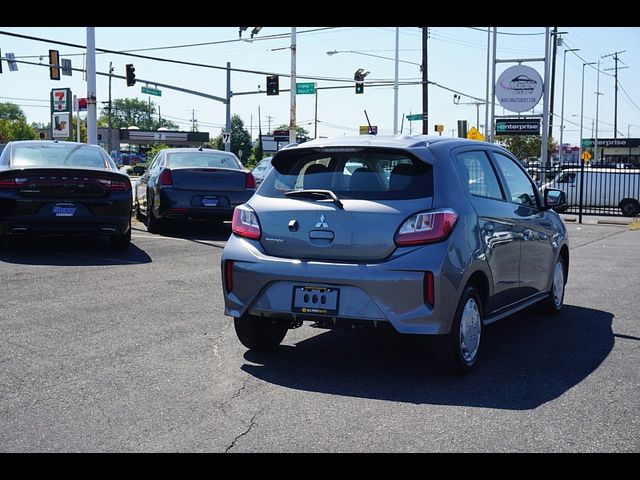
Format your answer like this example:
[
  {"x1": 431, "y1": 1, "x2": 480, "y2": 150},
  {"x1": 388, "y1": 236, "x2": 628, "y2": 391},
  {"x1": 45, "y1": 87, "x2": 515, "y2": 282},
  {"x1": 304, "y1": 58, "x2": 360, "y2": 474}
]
[
  {"x1": 110, "y1": 179, "x2": 131, "y2": 191},
  {"x1": 245, "y1": 172, "x2": 256, "y2": 189},
  {"x1": 158, "y1": 168, "x2": 173, "y2": 186},
  {"x1": 232, "y1": 204, "x2": 261, "y2": 240},
  {"x1": 0, "y1": 174, "x2": 15, "y2": 189},
  {"x1": 395, "y1": 209, "x2": 458, "y2": 246}
]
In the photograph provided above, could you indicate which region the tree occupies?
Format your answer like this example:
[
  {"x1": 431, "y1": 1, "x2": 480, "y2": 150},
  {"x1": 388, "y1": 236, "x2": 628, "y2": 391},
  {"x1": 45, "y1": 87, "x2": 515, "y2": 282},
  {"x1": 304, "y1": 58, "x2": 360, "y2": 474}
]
[
  {"x1": 275, "y1": 124, "x2": 310, "y2": 140},
  {"x1": 97, "y1": 98, "x2": 178, "y2": 130},
  {"x1": 146, "y1": 143, "x2": 170, "y2": 165},
  {"x1": 497, "y1": 135, "x2": 556, "y2": 163},
  {"x1": 208, "y1": 114, "x2": 253, "y2": 165},
  {"x1": 0, "y1": 102, "x2": 26, "y2": 121}
]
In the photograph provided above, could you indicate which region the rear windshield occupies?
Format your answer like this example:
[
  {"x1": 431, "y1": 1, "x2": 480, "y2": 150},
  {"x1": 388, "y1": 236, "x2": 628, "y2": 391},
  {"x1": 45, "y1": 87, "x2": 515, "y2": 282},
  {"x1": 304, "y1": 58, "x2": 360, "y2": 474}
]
[
  {"x1": 11, "y1": 143, "x2": 109, "y2": 169},
  {"x1": 260, "y1": 149, "x2": 433, "y2": 200},
  {"x1": 166, "y1": 152, "x2": 242, "y2": 169}
]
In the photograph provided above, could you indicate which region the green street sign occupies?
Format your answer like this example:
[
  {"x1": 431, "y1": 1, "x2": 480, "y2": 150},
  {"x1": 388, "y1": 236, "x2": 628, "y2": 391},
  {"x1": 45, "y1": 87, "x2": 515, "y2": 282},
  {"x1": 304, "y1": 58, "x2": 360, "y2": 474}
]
[
  {"x1": 406, "y1": 113, "x2": 425, "y2": 121},
  {"x1": 141, "y1": 86, "x2": 162, "y2": 97},
  {"x1": 296, "y1": 82, "x2": 316, "y2": 95}
]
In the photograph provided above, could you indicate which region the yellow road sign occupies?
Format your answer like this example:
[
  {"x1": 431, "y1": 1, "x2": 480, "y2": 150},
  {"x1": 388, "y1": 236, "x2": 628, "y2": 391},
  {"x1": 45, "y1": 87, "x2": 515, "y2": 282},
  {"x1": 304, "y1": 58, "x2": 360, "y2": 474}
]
[
  {"x1": 581, "y1": 151, "x2": 592, "y2": 162},
  {"x1": 467, "y1": 127, "x2": 485, "y2": 141}
]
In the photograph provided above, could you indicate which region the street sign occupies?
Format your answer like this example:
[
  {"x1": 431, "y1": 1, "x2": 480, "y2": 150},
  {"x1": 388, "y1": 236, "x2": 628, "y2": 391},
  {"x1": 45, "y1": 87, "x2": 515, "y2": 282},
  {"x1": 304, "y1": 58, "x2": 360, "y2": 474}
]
[
  {"x1": 141, "y1": 86, "x2": 162, "y2": 96},
  {"x1": 359, "y1": 125, "x2": 378, "y2": 135},
  {"x1": 495, "y1": 118, "x2": 540, "y2": 135},
  {"x1": 581, "y1": 151, "x2": 592, "y2": 162},
  {"x1": 467, "y1": 127, "x2": 485, "y2": 141},
  {"x1": 61, "y1": 58, "x2": 72, "y2": 76},
  {"x1": 223, "y1": 132, "x2": 231, "y2": 144},
  {"x1": 6, "y1": 53, "x2": 18, "y2": 72},
  {"x1": 406, "y1": 113, "x2": 427, "y2": 121},
  {"x1": 51, "y1": 88, "x2": 72, "y2": 113},
  {"x1": 296, "y1": 82, "x2": 316, "y2": 95}
]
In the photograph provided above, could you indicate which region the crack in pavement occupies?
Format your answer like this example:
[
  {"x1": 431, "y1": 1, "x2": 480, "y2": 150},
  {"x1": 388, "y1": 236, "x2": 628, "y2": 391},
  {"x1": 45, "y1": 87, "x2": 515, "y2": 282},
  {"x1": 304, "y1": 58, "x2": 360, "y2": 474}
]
[
  {"x1": 224, "y1": 409, "x2": 263, "y2": 453},
  {"x1": 571, "y1": 227, "x2": 630, "y2": 250}
]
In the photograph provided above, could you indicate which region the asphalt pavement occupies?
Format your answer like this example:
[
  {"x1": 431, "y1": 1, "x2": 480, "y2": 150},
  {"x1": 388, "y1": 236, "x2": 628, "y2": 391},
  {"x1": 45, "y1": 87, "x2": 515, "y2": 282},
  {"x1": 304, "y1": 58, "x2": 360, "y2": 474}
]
[{"x1": 0, "y1": 217, "x2": 638, "y2": 452}]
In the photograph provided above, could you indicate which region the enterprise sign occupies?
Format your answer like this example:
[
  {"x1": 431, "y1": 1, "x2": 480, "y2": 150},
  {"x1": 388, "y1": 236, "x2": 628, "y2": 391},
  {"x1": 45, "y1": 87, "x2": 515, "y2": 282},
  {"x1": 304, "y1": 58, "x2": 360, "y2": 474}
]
[{"x1": 495, "y1": 118, "x2": 541, "y2": 135}]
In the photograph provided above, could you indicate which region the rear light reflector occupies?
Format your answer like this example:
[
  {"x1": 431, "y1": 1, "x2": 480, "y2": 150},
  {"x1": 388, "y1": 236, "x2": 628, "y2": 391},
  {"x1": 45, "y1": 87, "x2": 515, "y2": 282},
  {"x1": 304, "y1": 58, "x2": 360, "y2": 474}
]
[
  {"x1": 395, "y1": 209, "x2": 458, "y2": 246},
  {"x1": 424, "y1": 271, "x2": 434, "y2": 307},
  {"x1": 232, "y1": 204, "x2": 261, "y2": 240},
  {"x1": 224, "y1": 260, "x2": 234, "y2": 293},
  {"x1": 158, "y1": 168, "x2": 173, "y2": 186},
  {"x1": 245, "y1": 172, "x2": 256, "y2": 189}
]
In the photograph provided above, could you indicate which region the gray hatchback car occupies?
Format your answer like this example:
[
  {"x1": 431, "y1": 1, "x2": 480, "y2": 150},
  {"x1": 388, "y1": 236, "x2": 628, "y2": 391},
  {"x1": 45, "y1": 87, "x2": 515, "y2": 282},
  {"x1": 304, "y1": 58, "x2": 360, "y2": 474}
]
[{"x1": 221, "y1": 135, "x2": 568, "y2": 373}]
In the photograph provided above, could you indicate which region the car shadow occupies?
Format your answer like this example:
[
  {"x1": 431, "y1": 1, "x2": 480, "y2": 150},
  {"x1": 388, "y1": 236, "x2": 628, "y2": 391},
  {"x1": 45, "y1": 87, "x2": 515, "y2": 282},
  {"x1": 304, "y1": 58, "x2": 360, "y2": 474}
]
[
  {"x1": 0, "y1": 235, "x2": 152, "y2": 266},
  {"x1": 143, "y1": 220, "x2": 233, "y2": 246},
  {"x1": 241, "y1": 304, "x2": 614, "y2": 410}
]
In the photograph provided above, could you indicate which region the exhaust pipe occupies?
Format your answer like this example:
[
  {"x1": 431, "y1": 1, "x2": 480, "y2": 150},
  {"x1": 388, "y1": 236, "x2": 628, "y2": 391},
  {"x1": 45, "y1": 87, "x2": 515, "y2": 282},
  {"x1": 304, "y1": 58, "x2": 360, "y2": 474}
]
[
  {"x1": 9, "y1": 227, "x2": 27, "y2": 234},
  {"x1": 100, "y1": 227, "x2": 117, "y2": 235}
]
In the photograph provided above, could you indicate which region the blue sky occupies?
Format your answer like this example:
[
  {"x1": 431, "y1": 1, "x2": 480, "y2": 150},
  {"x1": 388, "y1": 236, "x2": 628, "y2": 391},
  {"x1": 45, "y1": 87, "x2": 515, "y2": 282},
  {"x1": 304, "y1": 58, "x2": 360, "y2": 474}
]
[{"x1": 1, "y1": 26, "x2": 639, "y2": 145}]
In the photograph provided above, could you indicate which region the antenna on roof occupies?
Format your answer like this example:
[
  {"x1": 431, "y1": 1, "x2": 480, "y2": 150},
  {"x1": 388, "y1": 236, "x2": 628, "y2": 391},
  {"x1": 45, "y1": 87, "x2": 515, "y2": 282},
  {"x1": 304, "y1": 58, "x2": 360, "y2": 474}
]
[{"x1": 364, "y1": 110, "x2": 375, "y2": 135}]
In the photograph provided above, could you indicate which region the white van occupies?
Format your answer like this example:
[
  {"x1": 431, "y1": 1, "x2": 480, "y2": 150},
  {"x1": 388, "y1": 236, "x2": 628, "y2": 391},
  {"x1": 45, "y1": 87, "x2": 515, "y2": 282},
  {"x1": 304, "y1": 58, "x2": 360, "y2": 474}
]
[{"x1": 548, "y1": 168, "x2": 640, "y2": 216}]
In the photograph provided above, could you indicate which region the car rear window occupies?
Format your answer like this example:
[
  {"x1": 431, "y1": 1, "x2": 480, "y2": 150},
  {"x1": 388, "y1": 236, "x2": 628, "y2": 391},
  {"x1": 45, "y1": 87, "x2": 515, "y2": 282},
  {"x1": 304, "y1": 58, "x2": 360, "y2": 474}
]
[
  {"x1": 11, "y1": 144, "x2": 108, "y2": 169},
  {"x1": 260, "y1": 149, "x2": 433, "y2": 200},
  {"x1": 166, "y1": 153, "x2": 241, "y2": 169}
]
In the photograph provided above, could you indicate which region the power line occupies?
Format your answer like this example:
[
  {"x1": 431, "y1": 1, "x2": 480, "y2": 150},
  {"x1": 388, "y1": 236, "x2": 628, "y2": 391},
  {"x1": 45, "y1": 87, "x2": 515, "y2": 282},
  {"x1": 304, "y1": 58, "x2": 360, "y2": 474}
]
[{"x1": 467, "y1": 27, "x2": 545, "y2": 36}]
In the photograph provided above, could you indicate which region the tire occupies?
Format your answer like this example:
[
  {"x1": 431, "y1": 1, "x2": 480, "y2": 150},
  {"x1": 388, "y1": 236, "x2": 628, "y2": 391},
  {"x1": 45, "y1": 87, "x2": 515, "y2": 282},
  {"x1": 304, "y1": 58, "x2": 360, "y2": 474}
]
[
  {"x1": 233, "y1": 315, "x2": 288, "y2": 351},
  {"x1": 135, "y1": 199, "x2": 145, "y2": 222},
  {"x1": 146, "y1": 196, "x2": 162, "y2": 234},
  {"x1": 539, "y1": 256, "x2": 566, "y2": 315},
  {"x1": 432, "y1": 285, "x2": 483, "y2": 375},
  {"x1": 110, "y1": 226, "x2": 131, "y2": 250},
  {"x1": 620, "y1": 199, "x2": 640, "y2": 217}
]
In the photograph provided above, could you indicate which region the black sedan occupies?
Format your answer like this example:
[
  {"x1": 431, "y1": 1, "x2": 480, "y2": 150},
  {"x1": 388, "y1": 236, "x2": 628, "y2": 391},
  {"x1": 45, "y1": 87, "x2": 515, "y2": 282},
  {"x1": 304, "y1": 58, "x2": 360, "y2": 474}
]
[
  {"x1": 0, "y1": 140, "x2": 132, "y2": 250},
  {"x1": 134, "y1": 148, "x2": 255, "y2": 233}
]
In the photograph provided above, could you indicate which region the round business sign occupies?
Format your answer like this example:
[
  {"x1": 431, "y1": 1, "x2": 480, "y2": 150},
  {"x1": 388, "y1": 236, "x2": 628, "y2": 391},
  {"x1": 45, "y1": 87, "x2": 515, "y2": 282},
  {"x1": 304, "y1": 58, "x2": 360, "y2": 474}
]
[{"x1": 496, "y1": 65, "x2": 544, "y2": 113}]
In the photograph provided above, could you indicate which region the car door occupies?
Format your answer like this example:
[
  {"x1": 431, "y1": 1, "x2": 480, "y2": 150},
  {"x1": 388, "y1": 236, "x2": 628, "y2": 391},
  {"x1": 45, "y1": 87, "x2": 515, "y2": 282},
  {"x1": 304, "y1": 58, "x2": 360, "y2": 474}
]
[
  {"x1": 454, "y1": 149, "x2": 521, "y2": 312},
  {"x1": 490, "y1": 151, "x2": 557, "y2": 298}
]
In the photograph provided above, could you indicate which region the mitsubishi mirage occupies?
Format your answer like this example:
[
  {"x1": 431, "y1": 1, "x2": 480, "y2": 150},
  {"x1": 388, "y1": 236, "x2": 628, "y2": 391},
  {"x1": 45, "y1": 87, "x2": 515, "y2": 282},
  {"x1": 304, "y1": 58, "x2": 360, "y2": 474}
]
[{"x1": 221, "y1": 135, "x2": 569, "y2": 374}]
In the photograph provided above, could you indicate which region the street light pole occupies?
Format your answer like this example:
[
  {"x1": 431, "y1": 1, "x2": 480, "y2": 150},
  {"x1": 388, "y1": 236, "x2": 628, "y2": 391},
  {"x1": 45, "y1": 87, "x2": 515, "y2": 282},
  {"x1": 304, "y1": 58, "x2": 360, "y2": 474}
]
[
  {"x1": 594, "y1": 60, "x2": 603, "y2": 163},
  {"x1": 559, "y1": 48, "x2": 579, "y2": 165},
  {"x1": 393, "y1": 27, "x2": 399, "y2": 134},
  {"x1": 579, "y1": 62, "x2": 596, "y2": 163}
]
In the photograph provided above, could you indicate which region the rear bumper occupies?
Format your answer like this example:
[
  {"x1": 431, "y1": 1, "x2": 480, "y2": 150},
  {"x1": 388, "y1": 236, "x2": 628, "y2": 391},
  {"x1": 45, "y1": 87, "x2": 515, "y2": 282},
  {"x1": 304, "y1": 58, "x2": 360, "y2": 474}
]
[
  {"x1": 157, "y1": 188, "x2": 253, "y2": 221},
  {"x1": 221, "y1": 234, "x2": 460, "y2": 335},
  {"x1": 0, "y1": 214, "x2": 130, "y2": 237}
]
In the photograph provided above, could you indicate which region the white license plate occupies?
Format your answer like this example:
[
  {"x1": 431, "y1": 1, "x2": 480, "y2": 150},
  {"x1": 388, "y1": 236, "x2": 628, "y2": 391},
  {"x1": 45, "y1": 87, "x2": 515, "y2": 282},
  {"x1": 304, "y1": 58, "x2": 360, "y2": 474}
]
[
  {"x1": 292, "y1": 286, "x2": 340, "y2": 315},
  {"x1": 202, "y1": 197, "x2": 218, "y2": 207},
  {"x1": 52, "y1": 204, "x2": 76, "y2": 217}
]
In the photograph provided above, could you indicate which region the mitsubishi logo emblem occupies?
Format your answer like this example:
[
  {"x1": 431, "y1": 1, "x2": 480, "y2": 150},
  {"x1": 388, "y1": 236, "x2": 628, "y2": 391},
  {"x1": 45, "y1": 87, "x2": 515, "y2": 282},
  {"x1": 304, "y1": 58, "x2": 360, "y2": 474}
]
[{"x1": 315, "y1": 214, "x2": 329, "y2": 228}]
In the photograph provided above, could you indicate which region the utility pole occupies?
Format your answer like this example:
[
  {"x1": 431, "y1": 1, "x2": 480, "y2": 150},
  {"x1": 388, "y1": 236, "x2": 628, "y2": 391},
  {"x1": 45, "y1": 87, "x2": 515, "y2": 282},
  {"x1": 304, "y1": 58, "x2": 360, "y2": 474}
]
[
  {"x1": 484, "y1": 27, "x2": 491, "y2": 138},
  {"x1": 191, "y1": 109, "x2": 197, "y2": 132},
  {"x1": 289, "y1": 27, "x2": 297, "y2": 145},
  {"x1": 314, "y1": 89, "x2": 318, "y2": 139},
  {"x1": 86, "y1": 27, "x2": 97, "y2": 145},
  {"x1": 595, "y1": 60, "x2": 603, "y2": 163},
  {"x1": 603, "y1": 50, "x2": 627, "y2": 139},
  {"x1": 107, "y1": 61, "x2": 113, "y2": 153},
  {"x1": 422, "y1": 27, "x2": 429, "y2": 134},
  {"x1": 393, "y1": 27, "x2": 400, "y2": 134},
  {"x1": 266, "y1": 115, "x2": 274, "y2": 133},
  {"x1": 225, "y1": 62, "x2": 231, "y2": 152}
]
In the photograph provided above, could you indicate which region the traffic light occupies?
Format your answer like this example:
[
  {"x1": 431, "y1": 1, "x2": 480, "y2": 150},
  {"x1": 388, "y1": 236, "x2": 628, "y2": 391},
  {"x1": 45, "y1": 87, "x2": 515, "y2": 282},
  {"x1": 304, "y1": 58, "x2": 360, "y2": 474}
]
[
  {"x1": 355, "y1": 81, "x2": 364, "y2": 94},
  {"x1": 266, "y1": 75, "x2": 279, "y2": 96},
  {"x1": 126, "y1": 64, "x2": 136, "y2": 87},
  {"x1": 49, "y1": 49, "x2": 60, "y2": 80}
]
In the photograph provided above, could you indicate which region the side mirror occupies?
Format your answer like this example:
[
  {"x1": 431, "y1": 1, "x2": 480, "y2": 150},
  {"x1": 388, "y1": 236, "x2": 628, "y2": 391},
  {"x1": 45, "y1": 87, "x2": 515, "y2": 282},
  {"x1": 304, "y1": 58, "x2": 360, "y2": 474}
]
[{"x1": 544, "y1": 188, "x2": 566, "y2": 210}]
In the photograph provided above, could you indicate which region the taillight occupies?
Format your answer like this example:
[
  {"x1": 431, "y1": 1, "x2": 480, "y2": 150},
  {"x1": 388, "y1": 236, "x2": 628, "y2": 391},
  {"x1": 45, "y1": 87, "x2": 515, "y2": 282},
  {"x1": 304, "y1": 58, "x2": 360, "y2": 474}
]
[
  {"x1": 232, "y1": 204, "x2": 261, "y2": 240},
  {"x1": 245, "y1": 172, "x2": 256, "y2": 189},
  {"x1": 0, "y1": 174, "x2": 16, "y2": 189},
  {"x1": 110, "y1": 179, "x2": 131, "y2": 191},
  {"x1": 158, "y1": 168, "x2": 173, "y2": 186},
  {"x1": 394, "y1": 209, "x2": 458, "y2": 246},
  {"x1": 224, "y1": 260, "x2": 234, "y2": 293},
  {"x1": 424, "y1": 271, "x2": 434, "y2": 307}
]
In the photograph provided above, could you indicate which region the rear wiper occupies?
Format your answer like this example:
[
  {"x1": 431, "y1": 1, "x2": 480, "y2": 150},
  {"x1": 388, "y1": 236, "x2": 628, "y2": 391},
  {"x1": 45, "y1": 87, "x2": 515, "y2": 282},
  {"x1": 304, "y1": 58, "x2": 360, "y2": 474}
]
[{"x1": 285, "y1": 189, "x2": 344, "y2": 209}]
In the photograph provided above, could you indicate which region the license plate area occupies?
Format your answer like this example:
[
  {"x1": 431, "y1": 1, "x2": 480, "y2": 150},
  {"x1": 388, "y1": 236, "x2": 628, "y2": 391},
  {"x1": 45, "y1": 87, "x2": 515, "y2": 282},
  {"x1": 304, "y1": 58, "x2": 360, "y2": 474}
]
[
  {"x1": 52, "y1": 203, "x2": 77, "y2": 217},
  {"x1": 202, "y1": 197, "x2": 218, "y2": 207},
  {"x1": 292, "y1": 286, "x2": 340, "y2": 316}
]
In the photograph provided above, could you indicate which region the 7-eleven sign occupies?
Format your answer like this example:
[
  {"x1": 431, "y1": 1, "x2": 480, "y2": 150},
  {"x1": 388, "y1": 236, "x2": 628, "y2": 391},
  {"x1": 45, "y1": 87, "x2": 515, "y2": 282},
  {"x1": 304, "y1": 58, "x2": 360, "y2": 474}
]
[{"x1": 51, "y1": 88, "x2": 72, "y2": 113}]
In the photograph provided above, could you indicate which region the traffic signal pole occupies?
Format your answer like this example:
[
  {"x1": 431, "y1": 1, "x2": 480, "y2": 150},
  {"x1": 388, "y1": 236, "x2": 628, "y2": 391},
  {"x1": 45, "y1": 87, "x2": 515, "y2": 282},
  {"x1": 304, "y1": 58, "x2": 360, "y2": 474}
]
[{"x1": 226, "y1": 62, "x2": 231, "y2": 152}]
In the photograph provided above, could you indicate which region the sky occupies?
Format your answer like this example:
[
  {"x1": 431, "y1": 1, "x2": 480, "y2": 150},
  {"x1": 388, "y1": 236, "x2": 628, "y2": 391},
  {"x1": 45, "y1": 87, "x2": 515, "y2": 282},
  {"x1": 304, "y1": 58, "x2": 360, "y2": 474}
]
[{"x1": 1, "y1": 26, "x2": 639, "y2": 147}]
